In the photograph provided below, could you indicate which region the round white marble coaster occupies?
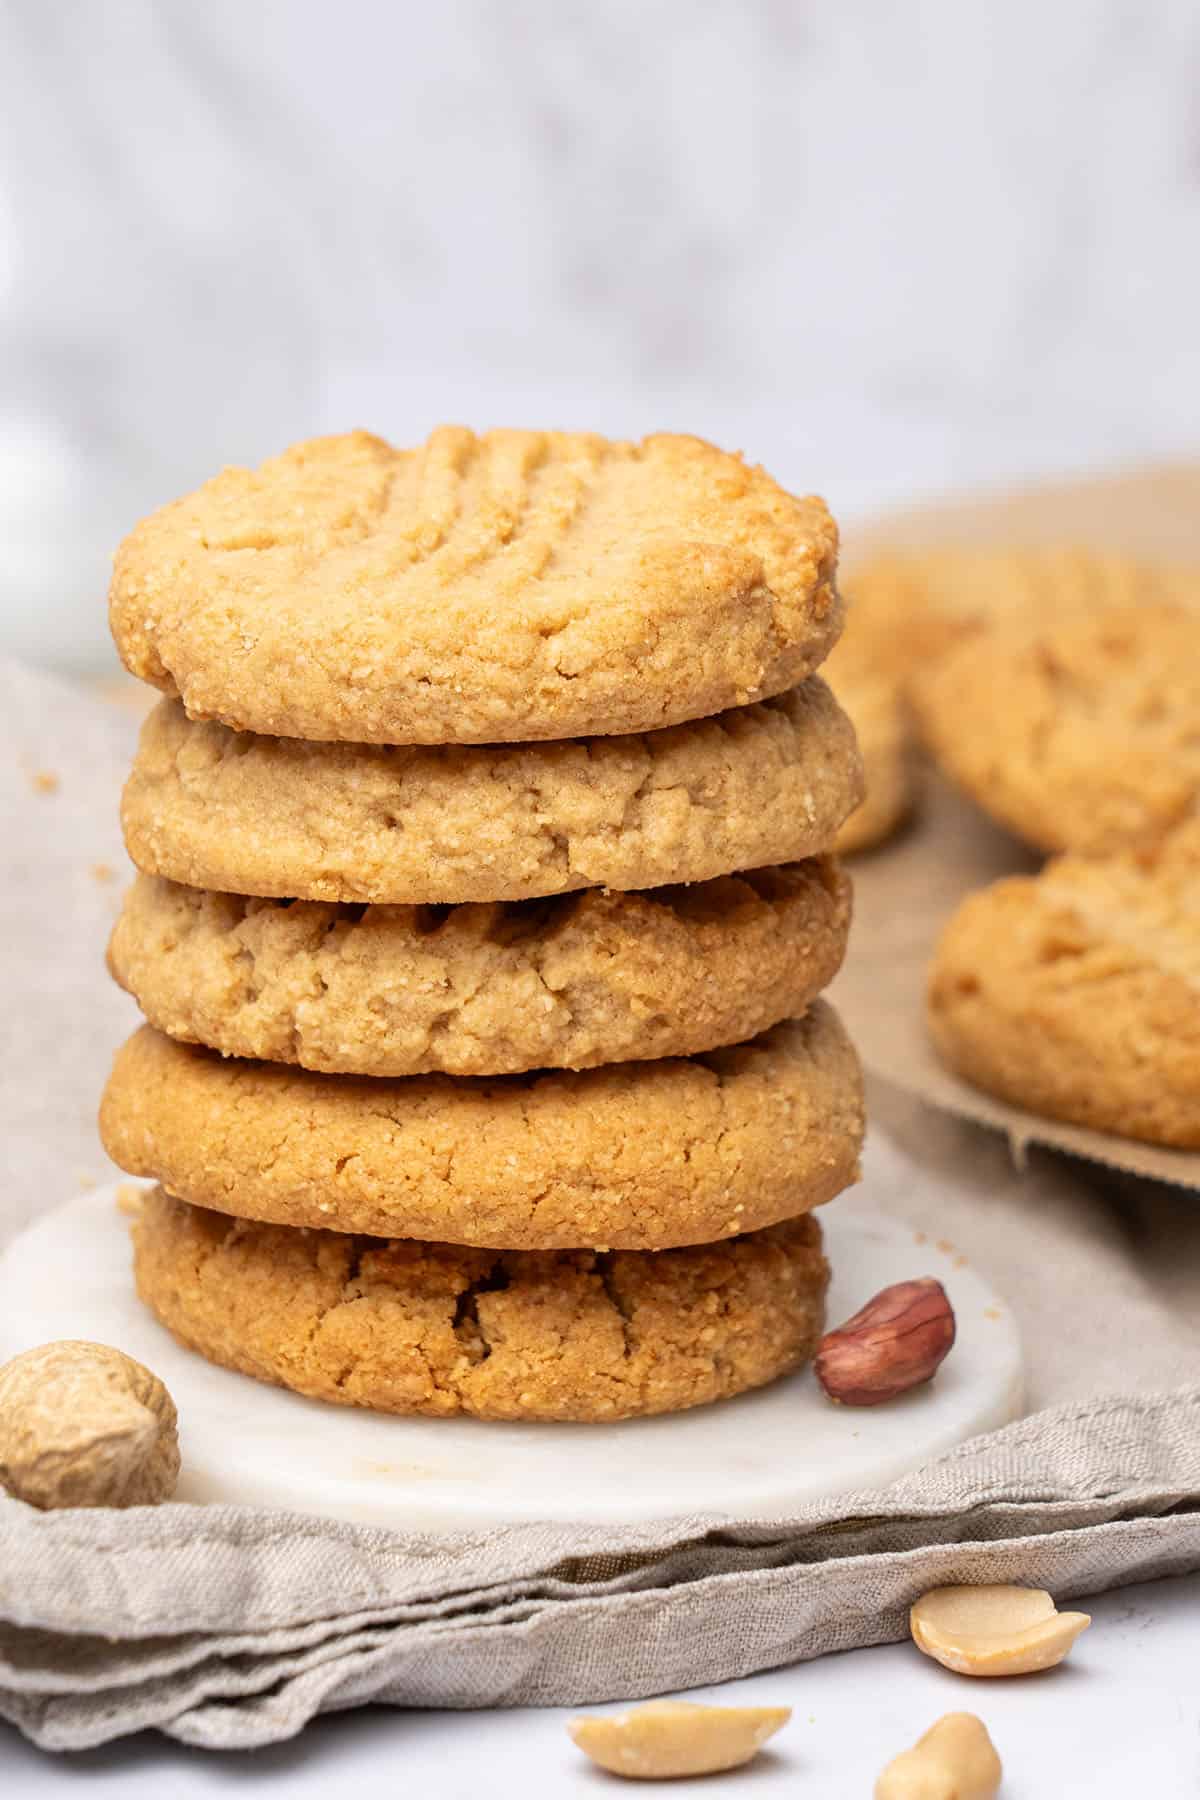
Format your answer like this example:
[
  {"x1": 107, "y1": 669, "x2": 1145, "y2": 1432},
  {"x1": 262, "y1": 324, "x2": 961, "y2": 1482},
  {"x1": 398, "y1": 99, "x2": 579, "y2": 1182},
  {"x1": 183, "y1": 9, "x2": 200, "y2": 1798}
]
[{"x1": 0, "y1": 1183, "x2": 1022, "y2": 1533}]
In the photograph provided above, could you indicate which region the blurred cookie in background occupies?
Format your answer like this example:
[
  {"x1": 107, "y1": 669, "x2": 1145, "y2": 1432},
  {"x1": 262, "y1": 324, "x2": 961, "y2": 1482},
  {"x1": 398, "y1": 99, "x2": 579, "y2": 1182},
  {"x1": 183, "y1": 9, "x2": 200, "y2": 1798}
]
[
  {"x1": 927, "y1": 821, "x2": 1200, "y2": 1149},
  {"x1": 845, "y1": 545, "x2": 1193, "y2": 690},
  {"x1": 823, "y1": 622, "x2": 916, "y2": 855},
  {"x1": 910, "y1": 600, "x2": 1200, "y2": 855}
]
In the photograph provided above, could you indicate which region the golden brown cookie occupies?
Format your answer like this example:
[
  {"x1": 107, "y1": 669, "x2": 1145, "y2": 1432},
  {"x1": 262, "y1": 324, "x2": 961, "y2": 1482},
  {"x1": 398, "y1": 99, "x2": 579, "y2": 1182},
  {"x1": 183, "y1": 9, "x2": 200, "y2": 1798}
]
[
  {"x1": 133, "y1": 1190, "x2": 830, "y2": 1422},
  {"x1": 110, "y1": 428, "x2": 842, "y2": 745},
  {"x1": 911, "y1": 602, "x2": 1200, "y2": 854},
  {"x1": 108, "y1": 862, "x2": 851, "y2": 1077},
  {"x1": 823, "y1": 629, "x2": 914, "y2": 855},
  {"x1": 848, "y1": 547, "x2": 1193, "y2": 688},
  {"x1": 121, "y1": 683, "x2": 863, "y2": 904},
  {"x1": 101, "y1": 1008, "x2": 864, "y2": 1251},
  {"x1": 928, "y1": 822, "x2": 1200, "y2": 1148}
]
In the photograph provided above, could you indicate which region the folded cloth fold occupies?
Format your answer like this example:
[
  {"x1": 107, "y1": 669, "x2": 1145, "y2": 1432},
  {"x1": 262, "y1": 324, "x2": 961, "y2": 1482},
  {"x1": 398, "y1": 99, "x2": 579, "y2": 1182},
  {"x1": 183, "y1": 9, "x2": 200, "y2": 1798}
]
[{"x1": 2, "y1": 1386, "x2": 1198, "y2": 1749}]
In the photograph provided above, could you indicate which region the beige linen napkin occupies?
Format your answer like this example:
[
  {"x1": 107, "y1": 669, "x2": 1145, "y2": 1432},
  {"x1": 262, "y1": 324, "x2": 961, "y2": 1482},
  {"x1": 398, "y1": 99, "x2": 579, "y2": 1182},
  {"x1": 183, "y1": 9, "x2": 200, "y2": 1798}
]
[{"x1": 1, "y1": 659, "x2": 1198, "y2": 1751}]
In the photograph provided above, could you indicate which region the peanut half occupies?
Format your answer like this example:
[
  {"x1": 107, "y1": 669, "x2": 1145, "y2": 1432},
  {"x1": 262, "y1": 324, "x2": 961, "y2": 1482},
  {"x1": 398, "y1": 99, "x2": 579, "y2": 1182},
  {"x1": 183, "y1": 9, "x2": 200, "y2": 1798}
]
[
  {"x1": 0, "y1": 1340, "x2": 180, "y2": 1509},
  {"x1": 567, "y1": 1699, "x2": 791, "y2": 1779},
  {"x1": 876, "y1": 1712, "x2": 1002, "y2": 1800},
  {"x1": 911, "y1": 1583, "x2": 1091, "y2": 1676},
  {"x1": 816, "y1": 1277, "x2": 956, "y2": 1406}
]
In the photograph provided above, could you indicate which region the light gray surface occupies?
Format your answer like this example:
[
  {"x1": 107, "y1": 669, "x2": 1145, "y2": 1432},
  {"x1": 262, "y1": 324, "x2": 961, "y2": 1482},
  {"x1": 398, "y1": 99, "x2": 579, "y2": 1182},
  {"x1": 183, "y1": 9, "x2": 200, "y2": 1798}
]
[
  {"x1": 1, "y1": 1, "x2": 1198, "y2": 668},
  {"x1": 2, "y1": 1572, "x2": 1197, "y2": 1794}
]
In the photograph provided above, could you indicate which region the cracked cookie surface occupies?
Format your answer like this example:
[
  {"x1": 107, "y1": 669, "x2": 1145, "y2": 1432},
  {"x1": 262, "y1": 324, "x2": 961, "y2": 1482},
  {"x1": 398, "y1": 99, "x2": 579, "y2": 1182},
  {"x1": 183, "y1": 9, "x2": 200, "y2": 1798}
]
[
  {"x1": 109, "y1": 428, "x2": 842, "y2": 745},
  {"x1": 109, "y1": 861, "x2": 851, "y2": 1077},
  {"x1": 101, "y1": 1007, "x2": 864, "y2": 1250},
  {"x1": 121, "y1": 681, "x2": 862, "y2": 904},
  {"x1": 133, "y1": 1190, "x2": 830, "y2": 1421},
  {"x1": 928, "y1": 820, "x2": 1200, "y2": 1147},
  {"x1": 912, "y1": 602, "x2": 1200, "y2": 854}
]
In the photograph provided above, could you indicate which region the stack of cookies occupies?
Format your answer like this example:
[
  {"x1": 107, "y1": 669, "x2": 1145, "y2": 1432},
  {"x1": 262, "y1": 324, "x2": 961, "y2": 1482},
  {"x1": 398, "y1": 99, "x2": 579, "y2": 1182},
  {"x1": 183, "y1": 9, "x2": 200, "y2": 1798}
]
[{"x1": 99, "y1": 428, "x2": 867, "y2": 1423}]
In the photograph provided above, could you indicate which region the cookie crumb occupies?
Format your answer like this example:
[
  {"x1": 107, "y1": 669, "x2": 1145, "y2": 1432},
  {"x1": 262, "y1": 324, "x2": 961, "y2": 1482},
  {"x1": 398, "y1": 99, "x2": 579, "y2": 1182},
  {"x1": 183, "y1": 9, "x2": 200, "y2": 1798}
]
[
  {"x1": 32, "y1": 770, "x2": 60, "y2": 795},
  {"x1": 115, "y1": 1183, "x2": 145, "y2": 1218},
  {"x1": 91, "y1": 862, "x2": 115, "y2": 884}
]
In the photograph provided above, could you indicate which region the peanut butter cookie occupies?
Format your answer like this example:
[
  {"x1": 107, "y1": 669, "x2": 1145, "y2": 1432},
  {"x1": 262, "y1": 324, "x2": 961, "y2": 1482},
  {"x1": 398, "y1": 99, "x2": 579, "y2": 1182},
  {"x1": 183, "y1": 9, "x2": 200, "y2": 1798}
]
[
  {"x1": 109, "y1": 861, "x2": 851, "y2": 1077},
  {"x1": 912, "y1": 602, "x2": 1200, "y2": 854},
  {"x1": 133, "y1": 1189, "x2": 830, "y2": 1422},
  {"x1": 100, "y1": 1008, "x2": 864, "y2": 1250},
  {"x1": 121, "y1": 682, "x2": 862, "y2": 904},
  {"x1": 928, "y1": 822, "x2": 1200, "y2": 1148},
  {"x1": 849, "y1": 546, "x2": 1190, "y2": 688},
  {"x1": 110, "y1": 429, "x2": 842, "y2": 745}
]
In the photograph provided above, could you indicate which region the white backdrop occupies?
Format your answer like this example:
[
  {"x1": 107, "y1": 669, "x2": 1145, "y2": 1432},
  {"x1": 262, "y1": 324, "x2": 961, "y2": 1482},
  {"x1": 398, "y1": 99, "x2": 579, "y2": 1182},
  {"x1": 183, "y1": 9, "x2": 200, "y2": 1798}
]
[{"x1": 1, "y1": 0, "x2": 1197, "y2": 669}]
